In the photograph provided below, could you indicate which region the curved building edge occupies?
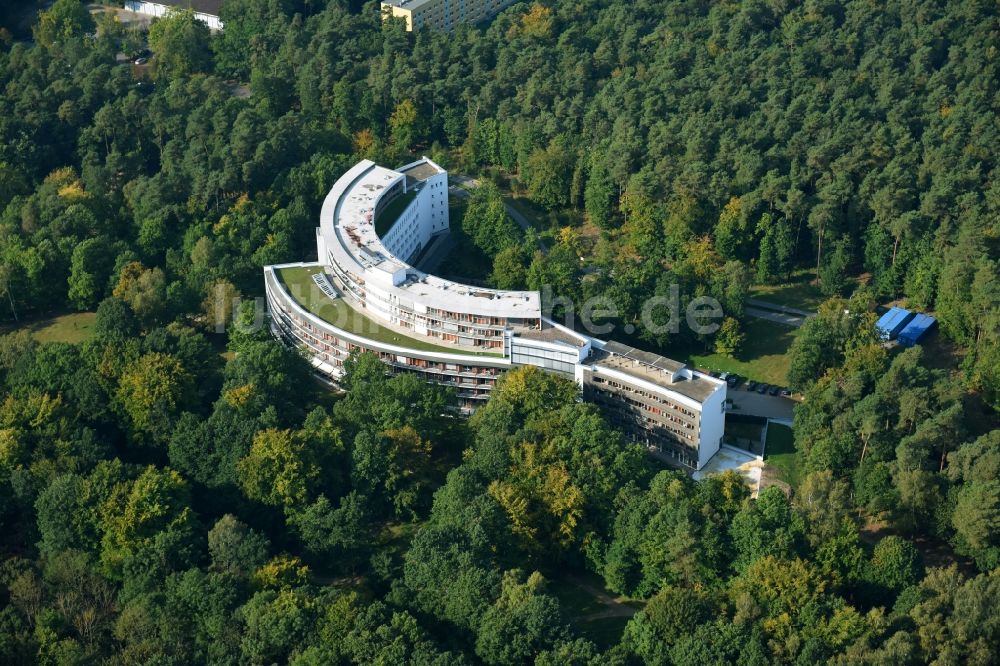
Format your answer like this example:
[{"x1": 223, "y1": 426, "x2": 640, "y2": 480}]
[{"x1": 264, "y1": 159, "x2": 728, "y2": 471}]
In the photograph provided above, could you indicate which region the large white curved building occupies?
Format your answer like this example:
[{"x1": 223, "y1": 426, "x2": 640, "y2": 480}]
[{"x1": 264, "y1": 158, "x2": 726, "y2": 470}]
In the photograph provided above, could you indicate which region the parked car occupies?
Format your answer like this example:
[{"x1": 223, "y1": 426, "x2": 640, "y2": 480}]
[
  {"x1": 756, "y1": 383, "x2": 769, "y2": 394},
  {"x1": 745, "y1": 381, "x2": 756, "y2": 391},
  {"x1": 134, "y1": 57, "x2": 148, "y2": 65},
  {"x1": 779, "y1": 388, "x2": 792, "y2": 397},
  {"x1": 726, "y1": 375, "x2": 739, "y2": 388},
  {"x1": 768, "y1": 385, "x2": 780, "y2": 396}
]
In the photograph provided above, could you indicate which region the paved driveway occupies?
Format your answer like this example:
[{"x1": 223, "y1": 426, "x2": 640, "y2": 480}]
[
  {"x1": 692, "y1": 445, "x2": 764, "y2": 497},
  {"x1": 746, "y1": 298, "x2": 813, "y2": 317},
  {"x1": 727, "y1": 388, "x2": 796, "y2": 421},
  {"x1": 744, "y1": 298, "x2": 816, "y2": 328}
]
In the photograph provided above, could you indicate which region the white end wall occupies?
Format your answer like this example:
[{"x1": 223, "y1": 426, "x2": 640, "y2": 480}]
[{"x1": 696, "y1": 382, "x2": 727, "y2": 470}]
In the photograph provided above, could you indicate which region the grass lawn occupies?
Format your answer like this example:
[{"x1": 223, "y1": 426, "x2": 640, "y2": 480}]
[
  {"x1": 1, "y1": 311, "x2": 97, "y2": 345},
  {"x1": 688, "y1": 318, "x2": 798, "y2": 385},
  {"x1": 378, "y1": 521, "x2": 425, "y2": 550},
  {"x1": 749, "y1": 269, "x2": 826, "y2": 311},
  {"x1": 374, "y1": 189, "x2": 417, "y2": 237},
  {"x1": 764, "y1": 423, "x2": 801, "y2": 488},
  {"x1": 276, "y1": 265, "x2": 503, "y2": 357}
]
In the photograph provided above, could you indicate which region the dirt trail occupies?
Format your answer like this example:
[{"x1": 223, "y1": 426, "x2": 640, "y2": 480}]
[{"x1": 566, "y1": 574, "x2": 640, "y2": 621}]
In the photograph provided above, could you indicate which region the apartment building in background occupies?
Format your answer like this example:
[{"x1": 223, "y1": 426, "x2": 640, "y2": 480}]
[
  {"x1": 124, "y1": 0, "x2": 224, "y2": 30},
  {"x1": 380, "y1": 0, "x2": 520, "y2": 32}
]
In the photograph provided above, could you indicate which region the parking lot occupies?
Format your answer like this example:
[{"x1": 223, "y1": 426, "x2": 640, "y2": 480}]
[{"x1": 727, "y1": 386, "x2": 796, "y2": 421}]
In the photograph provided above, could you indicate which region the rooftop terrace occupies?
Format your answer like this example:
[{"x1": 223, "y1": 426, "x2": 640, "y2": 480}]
[
  {"x1": 601, "y1": 341, "x2": 687, "y2": 374},
  {"x1": 400, "y1": 160, "x2": 442, "y2": 182},
  {"x1": 274, "y1": 264, "x2": 504, "y2": 358}
]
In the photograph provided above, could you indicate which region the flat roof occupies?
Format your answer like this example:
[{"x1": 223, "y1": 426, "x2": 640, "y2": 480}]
[
  {"x1": 602, "y1": 340, "x2": 687, "y2": 374},
  {"x1": 592, "y1": 351, "x2": 721, "y2": 403},
  {"x1": 515, "y1": 323, "x2": 587, "y2": 348},
  {"x1": 589, "y1": 343, "x2": 724, "y2": 403},
  {"x1": 318, "y1": 159, "x2": 541, "y2": 319},
  {"x1": 399, "y1": 161, "x2": 441, "y2": 182}
]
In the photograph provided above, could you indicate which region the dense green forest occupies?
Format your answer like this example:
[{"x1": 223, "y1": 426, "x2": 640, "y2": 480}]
[{"x1": 0, "y1": 0, "x2": 998, "y2": 663}]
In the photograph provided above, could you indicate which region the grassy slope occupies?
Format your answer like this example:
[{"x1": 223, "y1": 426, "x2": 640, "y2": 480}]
[
  {"x1": 276, "y1": 265, "x2": 502, "y2": 357},
  {"x1": 764, "y1": 422, "x2": 800, "y2": 488},
  {"x1": 1, "y1": 311, "x2": 98, "y2": 345}
]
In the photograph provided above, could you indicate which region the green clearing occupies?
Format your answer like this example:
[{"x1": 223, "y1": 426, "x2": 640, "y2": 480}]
[
  {"x1": 764, "y1": 423, "x2": 801, "y2": 488},
  {"x1": 276, "y1": 266, "x2": 503, "y2": 357},
  {"x1": 575, "y1": 616, "x2": 632, "y2": 649},
  {"x1": 374, "y1": 189, "x2": 418, "y2": 237},
  {"x1": 548, "y1": 572, "x2": 642, "y2": 650},
  {"x1": 688, "y1": 318, "x2": 798, "y2": 385},
  {"x1": 749, "y1": 270, "x2": 826, "y2": 311},
  {"x1": 378, "y1": 521, "x2": 425, "y2": 551},
  {"x1": 2, "y1": 311, "x2": 97, "y2": 344},
  {"x1": 549, "y1": 576, "x2": 606, "y2": 617}
]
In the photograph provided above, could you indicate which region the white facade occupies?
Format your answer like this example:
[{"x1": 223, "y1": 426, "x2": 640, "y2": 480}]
[
  {"x1": 379, "y1": 159, "x2": 450, "y2": 263},
  {"x1": 264, "y1": 159, "x2": 728, "y2": 471},
  {"x1": 381, "y1": 0, "x2": 522, "y2": 32},
  {"x1": 124, "y1": 1, "x2": 224, "y2": 31},
  {"x1": 319, "y1": 158, "x2": 540, "y2": 324},
  {"x1": 576, "y1": 359, "x2": 727, "y2": 470}
]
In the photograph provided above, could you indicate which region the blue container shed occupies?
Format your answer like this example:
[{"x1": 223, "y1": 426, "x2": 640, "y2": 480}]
[
  {"x1": 875, "y1": 307, "x2": 914, "y2": 341},
  {"x1": 897, "y1": 313, "x2": 936, "y2": 347}
]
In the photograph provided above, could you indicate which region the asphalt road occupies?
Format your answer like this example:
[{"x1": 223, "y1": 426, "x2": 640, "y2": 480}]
[
  {"x1": 744, "y1": 297, "x2": 816, "y2": 328},
  {"x1": 727, "y1": 387, "x2": 796, "y2": 421},
  {"x1": 744, "y1": 306, "x2": 809, "y2": 328}
]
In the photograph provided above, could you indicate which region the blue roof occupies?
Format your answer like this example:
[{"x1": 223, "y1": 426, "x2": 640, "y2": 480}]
[
  {"x1": 897, "y1": 313, "x2": 936, "y2": 346},
  {"x1": 876, "y1": 307, "x2": 914, "y2": 340}
]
